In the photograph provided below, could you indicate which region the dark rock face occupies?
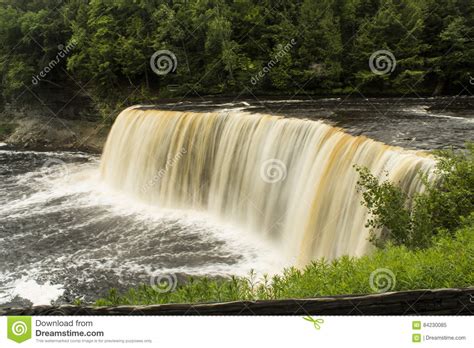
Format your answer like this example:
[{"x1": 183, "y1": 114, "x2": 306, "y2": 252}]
[
  {"x1": 1, "y1": 288, "x2": 473, "y2": 316},
  {"x1": 0, "y1": 105, "x2": 107, "y2": 153},
  {"x1": 0, "y1": 88, "x2": 105, "y2": 152}
]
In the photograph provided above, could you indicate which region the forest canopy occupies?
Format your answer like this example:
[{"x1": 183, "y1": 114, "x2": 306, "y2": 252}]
[{"x1": 0, "y1": 0, "x2": 473, "y2": 112}]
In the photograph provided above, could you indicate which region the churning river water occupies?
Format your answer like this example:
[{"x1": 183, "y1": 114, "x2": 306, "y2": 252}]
[{"x1": 1, "y1": 97, "x2": 473, "y2": 306}]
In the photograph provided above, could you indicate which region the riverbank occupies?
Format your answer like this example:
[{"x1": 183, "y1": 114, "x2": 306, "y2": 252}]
[
  {"x1": 2, "y1": 95, "x2": 473, "y2": 152},
  {"x1": 0, "y1": 111, "x2": 108, "y2": 153}
]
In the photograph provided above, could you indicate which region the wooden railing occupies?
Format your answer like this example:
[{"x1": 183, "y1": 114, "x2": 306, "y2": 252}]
[{"x1": 1, "y1": 288, "x2": 472, "y2": 316}]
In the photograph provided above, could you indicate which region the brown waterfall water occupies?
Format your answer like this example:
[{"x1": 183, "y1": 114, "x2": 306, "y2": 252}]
[{"x1": 100, "y1": 106, "x2": 436, "y2": 266}]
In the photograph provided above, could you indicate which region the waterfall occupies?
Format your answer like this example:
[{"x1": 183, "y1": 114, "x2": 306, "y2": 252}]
[{"x1": 100, "y1": 106, "x2": 436, "y2": 266}]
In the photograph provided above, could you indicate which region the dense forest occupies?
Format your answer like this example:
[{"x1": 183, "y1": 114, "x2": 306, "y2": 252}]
[{"x1": 0, "y1": 0, "x2": 473, "y2": 117}]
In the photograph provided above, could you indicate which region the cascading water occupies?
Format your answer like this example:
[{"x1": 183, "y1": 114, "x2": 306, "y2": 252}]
[{"x1": 100, "y1": 106, "x2": 436, "y2": 266}]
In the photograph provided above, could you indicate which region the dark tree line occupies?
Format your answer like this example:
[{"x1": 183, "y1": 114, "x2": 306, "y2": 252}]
[{"x1": 0, "y1": 0, "x2": 473, "y2": 115}]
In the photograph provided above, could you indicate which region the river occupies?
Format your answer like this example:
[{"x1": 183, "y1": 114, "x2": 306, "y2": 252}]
[{"x1": 1, "y1": 97, "x2": 472, "y2": 306}]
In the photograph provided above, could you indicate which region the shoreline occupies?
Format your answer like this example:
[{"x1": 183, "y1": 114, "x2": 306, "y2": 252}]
[
  {"x1": 1, "y1": 95, "x2": 473, "y2": 153},
  {"x1": 0, "y1": 115, "x2": 108, "y2": 154}
]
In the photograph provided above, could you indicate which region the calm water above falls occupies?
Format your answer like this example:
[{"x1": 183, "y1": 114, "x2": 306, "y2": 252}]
[{"x1": 1, "y1": 97, "x2": 473, "y2": 307}]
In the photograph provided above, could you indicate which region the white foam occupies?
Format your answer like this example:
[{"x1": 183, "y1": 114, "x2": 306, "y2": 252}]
[
  {"x1": 404, "y1": 106, "x2": 474, "y2": 122},
  {"x1": 2, "y1": 277, "x2": 64, "y2": 305},
  {"x1": 1, "y1": 158, "x2": 285, "y2": 285},
  {"x1": 82, "y1": 179, "x2": 287, "y2": 276}
]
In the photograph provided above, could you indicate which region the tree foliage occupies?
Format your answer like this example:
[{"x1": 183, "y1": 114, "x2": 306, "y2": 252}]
[
  {"x1": 0, "y1": 0, "x2": 473, "y2": 111},
  {"x1": 356, "y1": 144, "x2": 474, "y2": 249}
]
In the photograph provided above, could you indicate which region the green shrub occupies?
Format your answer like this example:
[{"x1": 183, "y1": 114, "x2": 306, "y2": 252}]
[
  {"x1": 427, "y1": 144, "x2": 474, "y2": 232},
  {"x1": 95, "y1": 220, "x2": 473, "y2": 306},
  {"x1": 356, "y1": 144, "x2": 474, "y2": 249}
]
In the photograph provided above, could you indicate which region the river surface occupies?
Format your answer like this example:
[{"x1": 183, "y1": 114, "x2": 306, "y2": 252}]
[{"x1": 0, "y1": 97, "x2": 473, "y2": 306}]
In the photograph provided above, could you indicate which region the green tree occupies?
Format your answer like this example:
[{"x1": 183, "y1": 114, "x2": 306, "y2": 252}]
[
  {"x1": 356, "y1": 144, "x2": 474, "y2": 249},
  {"x1": 297, "y1": 0, "x2": 343, "y2": 90},
  {"x1": 352, "y1": 0, "x2": 425, "y2": 93}
]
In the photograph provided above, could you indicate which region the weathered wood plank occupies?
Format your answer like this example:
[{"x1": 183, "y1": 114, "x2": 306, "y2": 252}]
[{"x1": 1, "y1": 288, "x2": 472, "y2": 316}]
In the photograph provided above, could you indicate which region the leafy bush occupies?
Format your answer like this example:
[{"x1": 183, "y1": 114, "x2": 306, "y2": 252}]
[
  {"x1": 96, "y1": 220, "x2": 473, "y2": 306},
  {"x1": 356, "y1": 144, "x2": 474, "y2": 249}
]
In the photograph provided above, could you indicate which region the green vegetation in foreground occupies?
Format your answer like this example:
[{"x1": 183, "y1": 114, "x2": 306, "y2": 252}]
[
  {"x1": 96, "y1": 145, "x2": 473, "y2": 306},
  {"x1": 96, "y1": 221, "x2": 473, "y2": 306}
]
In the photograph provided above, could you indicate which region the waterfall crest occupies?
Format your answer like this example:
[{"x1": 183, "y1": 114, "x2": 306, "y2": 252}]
[{"x1": 100, "y1": 106, "x2": 436, "y2": 265}]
